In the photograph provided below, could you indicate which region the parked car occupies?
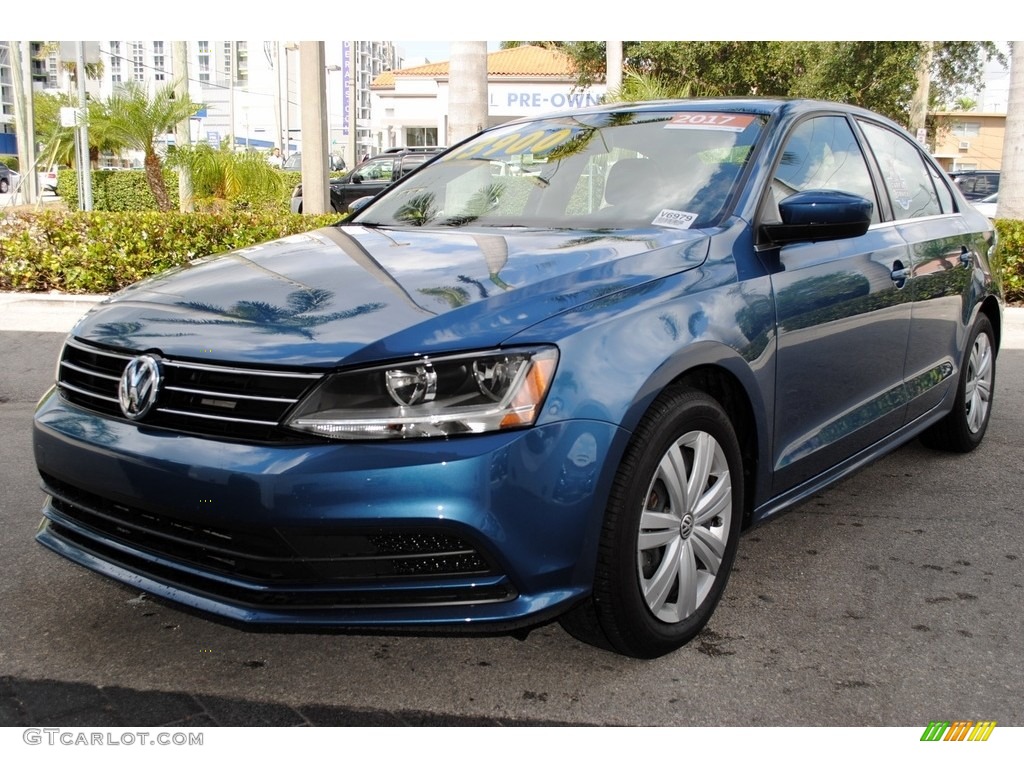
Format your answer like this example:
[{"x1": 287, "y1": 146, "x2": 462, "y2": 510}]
[
  {"x1": 380, "y1": 145, "x2": 446, "y2": 154},
  {"x1": 289, "y1": 150, "x2": 442, "y2": 213},
  {"x1": 33, "y1": 99, "x2": 1001, "y2": 658},
  {"x1": 973, "y1": 192, "x2": 998, "y2": 219},
  {"x1": 282, "y1": 152, "x2": 346, "y2": 172},
  {"x1": 0, "y1": 160, "x2": 12, "y2": 193},
  {"x1": 949, "y1": 170, "x2": 999, "y2": 200},
  {"x1": 38, "y1": 166, "x2": 59, "y2": 194}
]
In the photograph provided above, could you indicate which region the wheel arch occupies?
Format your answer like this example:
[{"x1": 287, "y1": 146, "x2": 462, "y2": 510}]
[
  {"x1": 978, "y1": 295, "x2": 1002, "y2": 356},
  {"x1": 621, "y1": 344, "x2": 771, "y2": 530}
]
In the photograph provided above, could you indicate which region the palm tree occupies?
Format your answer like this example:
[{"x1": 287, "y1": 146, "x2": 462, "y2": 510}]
[
  {"x1": 999, "y1": 42, "x2": 1024, "y2": 220},
  {"x1": 91, "y1": 80, "x2": 202, "y2": 210},
  {"x1": 167, "y1": 143, "x2": 284, "y2": 210},
  {"x1": 604, "y1": 69, "x2": 720, "y2": 103}
]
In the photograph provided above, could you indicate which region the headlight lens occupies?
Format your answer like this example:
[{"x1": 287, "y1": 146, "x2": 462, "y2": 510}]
[{"x1": 287, "y1": 346, "x2": 558, "y2": 440}]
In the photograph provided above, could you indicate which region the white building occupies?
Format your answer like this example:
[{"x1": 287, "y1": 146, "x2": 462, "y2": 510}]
[
  {"x1": 370, "y1": 45, "x2": 606, "y2": 150},
  {"x1": 3, "y1": 40, "x2": 399, "y2": 165}
]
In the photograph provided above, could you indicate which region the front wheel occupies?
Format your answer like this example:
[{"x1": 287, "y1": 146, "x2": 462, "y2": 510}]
[
  {"x1": 561, "y1": 387, "x2": 743, "y2": 658},
  {"x1": 921, "y1": 314, "x2": 996, "y2": 452}
]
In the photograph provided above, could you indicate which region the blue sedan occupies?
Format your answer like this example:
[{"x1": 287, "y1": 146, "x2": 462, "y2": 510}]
[{"x1": 33, "y1": 99, "x2": 1001, "y2": 657}]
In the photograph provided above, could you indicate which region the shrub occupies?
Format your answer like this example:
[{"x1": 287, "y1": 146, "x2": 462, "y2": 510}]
[
  {"x1": 60, "y1": 168, "x2": 301, "y2": 213},
  {"x1": 0, "y1": 209, "x2": 343, "y2": 293},
  {"x1": 59, "y1": 169, "x2": 180, "y2": 212},
  {"x1": 994, "y1": 218, "x2": 1024, "y2": 304},
  {"x1": 0, "y1": 155, "x2": 18, "y2": 172}
]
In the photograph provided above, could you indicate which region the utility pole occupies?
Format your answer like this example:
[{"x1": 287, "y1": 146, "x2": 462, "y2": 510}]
[
  {"x1": 448, "y1": 41, "x2": 488, "y2": 145},
  {"x1": 10, "y1": 41, "x2": 39, "y2": 205},
  {"x1": 298, "y1": 41, "x2": 329, "y2": 214},
  {"x1": 228, "y1": 40, "x2": 236, "y2": 151},
  {"x1": 173, "y1": 41, "x2": 193, "y2": 212},
  {"x1": 76, "y1": 41, "x2": 93, "y2": 211}
]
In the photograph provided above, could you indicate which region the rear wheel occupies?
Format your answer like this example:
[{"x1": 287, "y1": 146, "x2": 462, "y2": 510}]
[
  {"x1": 561, "y1": 387, "x2": 743, "y2": 658},
  {"x1": 921, "y1": 314, "x2": 995, "y2": 452},
  {"x1": 0, "y1": 178, "x2": 8, "y2": 193}
]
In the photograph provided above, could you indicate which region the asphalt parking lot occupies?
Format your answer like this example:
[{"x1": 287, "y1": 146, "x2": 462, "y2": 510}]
[{"x1": 0, "y1": 299, "x2": 1022, "y2": 728}]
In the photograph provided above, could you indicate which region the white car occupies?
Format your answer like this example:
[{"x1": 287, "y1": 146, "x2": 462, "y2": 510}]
[{"x1": 973, "y1": 192, "x2": 998, "y2": 220}]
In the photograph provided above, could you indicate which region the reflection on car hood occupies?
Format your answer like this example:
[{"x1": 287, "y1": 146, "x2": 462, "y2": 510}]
[{"x1": 72, "y1": 225, "x2": 711, "y2": 367}]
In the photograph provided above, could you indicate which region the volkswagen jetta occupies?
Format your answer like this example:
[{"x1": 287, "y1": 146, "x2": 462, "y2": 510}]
[{"x1": 34, "y1": 99, "x2": 1001, "y2": 657}]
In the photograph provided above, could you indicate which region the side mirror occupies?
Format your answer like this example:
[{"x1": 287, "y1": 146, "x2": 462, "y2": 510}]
[
  {"x1": 761, "y1": 190, "x2": 873, "y2": 245},
  {"x1": 350, "y1": 173, "x2": 363, "y2": 184},
  {"x1": 348, "y1": 196, "x2": 375, "y2": 215}
]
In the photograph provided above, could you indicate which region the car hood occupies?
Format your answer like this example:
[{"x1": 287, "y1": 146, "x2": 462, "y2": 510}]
[{"x1": 71, "y1": 224, "x2": 711, "y2": 368}]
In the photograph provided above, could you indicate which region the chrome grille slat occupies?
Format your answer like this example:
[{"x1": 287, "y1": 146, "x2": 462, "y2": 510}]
[
  {"x1": 155, "y1": 408, "x2": 281, "y2": 426},
  {"x1": 59, "y1": 360, "x2": 122, "y2": 381},
  {"x1": 58, "y1": 380, "x2": 120, "y2": 404},
  {"x1": 56, "y1": 338, "x2": 325, "y2": 442},
  {"x1": 162, "y1": 385, "x2": 299, "y2": 403}
]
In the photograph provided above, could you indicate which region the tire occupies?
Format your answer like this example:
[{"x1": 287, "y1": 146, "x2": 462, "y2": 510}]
[
  {"x1": 561, "y1": 387, "x2": 743, "y2": 658},
  {"x1": 0, "y1": 178, "x2": 8, "y2": 193},
  {"x1": 921, "y1": 314, "x2": 995, "y2": 453}
]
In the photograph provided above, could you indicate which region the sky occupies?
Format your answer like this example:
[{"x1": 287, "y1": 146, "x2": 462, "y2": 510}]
[{"x1": 396, "y1": 42, "x2": 502, "y2": 66}]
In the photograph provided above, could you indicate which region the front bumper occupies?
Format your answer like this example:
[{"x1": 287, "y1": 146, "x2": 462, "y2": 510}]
[{"x1": 33, "y1": 389, "x2": 626, "y2": 630}]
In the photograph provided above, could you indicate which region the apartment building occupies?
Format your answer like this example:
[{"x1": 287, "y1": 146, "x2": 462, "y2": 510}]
[{"x1": 1, "y1": 41, "x2": 399, "y2": 164}]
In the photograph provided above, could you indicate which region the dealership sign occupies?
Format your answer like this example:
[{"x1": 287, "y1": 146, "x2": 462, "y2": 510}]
[{"x1": 485, "y1": 84, "x2": 606, "y2": 115}]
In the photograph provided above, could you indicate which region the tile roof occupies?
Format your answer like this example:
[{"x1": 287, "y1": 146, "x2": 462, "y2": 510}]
[{"x1": 372, "y1": 45, "x2": 577, "y2": 89}]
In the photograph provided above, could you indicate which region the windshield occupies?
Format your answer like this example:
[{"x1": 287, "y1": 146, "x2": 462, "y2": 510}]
[{"x1": 355, "y1": 110, "x2": 766, "y2": 230}]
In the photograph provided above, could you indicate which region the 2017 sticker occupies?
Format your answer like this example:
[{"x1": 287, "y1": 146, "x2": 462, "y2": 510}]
[
  {"x1": 666, "y1": 113, "x2": 756, "y2": 132},
  {"x1": 652, "y1": 209, "x2": 698, "y2": 229}
]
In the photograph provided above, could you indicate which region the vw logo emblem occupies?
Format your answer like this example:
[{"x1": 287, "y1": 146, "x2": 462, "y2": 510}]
[
  {"x1": 118, "y1": 354, "x2": 162, "y2": 420},
  {"x1": 679, "y1": 513, "x2": 695, "y2": 541}
]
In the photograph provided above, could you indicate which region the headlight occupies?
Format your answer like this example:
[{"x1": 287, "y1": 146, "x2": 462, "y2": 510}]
[{"x1": 287, "y1": 346, "x2": 558, "y2": 440}]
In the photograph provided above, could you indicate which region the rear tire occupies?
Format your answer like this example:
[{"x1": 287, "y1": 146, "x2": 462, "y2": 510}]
[
  {"x1": 921, "y1": 314, "x2": 995, "y2": 453},
  {"x1": 561, "y1": 387, "x2": 743, "y2": 658}
]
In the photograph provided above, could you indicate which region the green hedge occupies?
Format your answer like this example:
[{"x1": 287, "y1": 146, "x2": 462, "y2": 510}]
[
  {"x1": 59, "y1": 169, "x2": 304, "y2": 212},
  {"x1": 0, "y1": 209, "x2": 342, "y2": 293}
]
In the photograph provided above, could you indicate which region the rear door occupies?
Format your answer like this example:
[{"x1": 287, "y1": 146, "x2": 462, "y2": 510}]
[{"x1": 857, "y1": 119, "x2": 988, "y2": 424}]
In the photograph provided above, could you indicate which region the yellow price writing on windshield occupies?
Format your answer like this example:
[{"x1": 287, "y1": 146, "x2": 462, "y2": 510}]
[{"x1": 454, "y1": 127, "x2": 574, "y2": 160}]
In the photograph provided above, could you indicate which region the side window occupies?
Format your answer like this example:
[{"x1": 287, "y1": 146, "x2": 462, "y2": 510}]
[
  {"x1": 927, "y1": 164, "x2": 955, "y2": 213},
  {"x1": 859, "y1": 121, "x2": 942, "y2": 220},
  {"x1": 358, "y1": 158, "x2": 394, "y2": 181},
  {"x1": 772, "y1": 115, "x2": 879, "y2": 224}
]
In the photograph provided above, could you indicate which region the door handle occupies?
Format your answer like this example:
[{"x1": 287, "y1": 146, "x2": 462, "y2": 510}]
[{"x1": 891, "y1": 260, "x2": 910, "y2": 288}]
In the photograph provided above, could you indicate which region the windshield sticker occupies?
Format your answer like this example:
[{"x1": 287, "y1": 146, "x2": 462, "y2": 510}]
[
  {"x1": 453, "y1": 127, "x2": 575, "y2": 160},
  {"x1": 652, "y1": 209, "x2": 698, "y2": 229},
  {"x1": 883, "y1": 162, "x2": 913, "y2": 211},
  {"x1": 666, "y1": 113, "x2": 756, "y2": 132}
]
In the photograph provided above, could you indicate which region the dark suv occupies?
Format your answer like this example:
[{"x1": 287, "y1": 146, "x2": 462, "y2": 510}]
[
  {"x1": 950, "y1": 170, "x2": 999, "y2": 201},
  {"x1": 290, "y1": 149, "x2": 442, "y2": 213}
]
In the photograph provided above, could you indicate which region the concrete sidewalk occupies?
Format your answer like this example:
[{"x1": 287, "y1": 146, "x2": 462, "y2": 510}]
[{"x1": 0, "y1": 292, "x2": 107, "y2": 334}]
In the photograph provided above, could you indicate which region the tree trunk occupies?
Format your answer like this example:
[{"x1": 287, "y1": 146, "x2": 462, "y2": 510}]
[
  {"x1": 448, "y1": 42, "x2": 489, "y2": 145},
  {"x1": 999, "y1": 42, "x2": 1024, "y2": 220},
  {"x1": 145, "y1": 149, "x2": 171, "y2": 211}
]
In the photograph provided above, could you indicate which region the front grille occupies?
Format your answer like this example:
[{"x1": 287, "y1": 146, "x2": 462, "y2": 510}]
[
  {"x1": 40, "y1": 474, "x2": 511, "y2": 609},
  {"x1": 57, "y1": 337, "x2": 324, "y2": 442}
]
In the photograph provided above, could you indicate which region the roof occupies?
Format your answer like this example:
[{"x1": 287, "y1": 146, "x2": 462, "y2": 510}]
[{"x1": 372, "y1": 45, "x2": 578, "y2": 89}]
